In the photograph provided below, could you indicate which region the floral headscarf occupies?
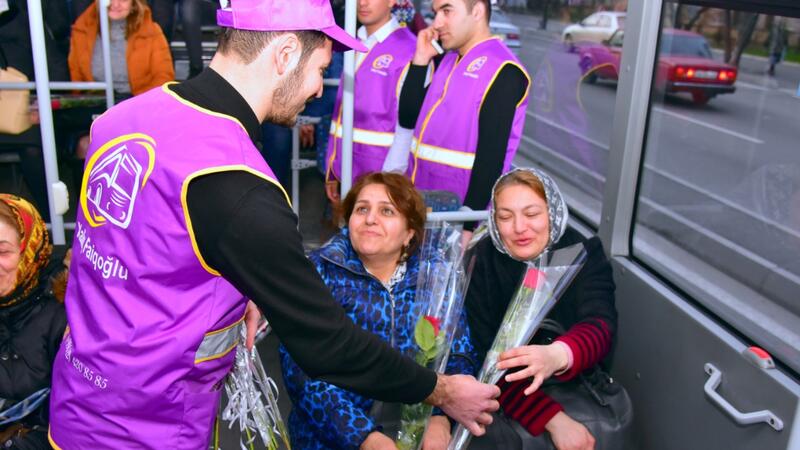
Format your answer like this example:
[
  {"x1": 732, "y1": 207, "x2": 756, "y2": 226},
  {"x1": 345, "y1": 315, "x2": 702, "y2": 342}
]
[
  {"x1": 0, "y1": 194, "x2": 52, "y2": 308},
  {"x1": 487, "y1": 168, "x2": 569, "y2": 262},
  {"x1": 392, "y1": 0, "x2": 416, "y2": 25}
]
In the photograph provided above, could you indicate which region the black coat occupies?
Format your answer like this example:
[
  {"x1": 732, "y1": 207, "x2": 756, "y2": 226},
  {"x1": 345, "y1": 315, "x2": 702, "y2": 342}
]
[
  {"x1": 465, "y1": 228, "x2": 618, "y2": 366},
  {"x1": 0, "y1": 289, "x2": 66, "y2": 430}
]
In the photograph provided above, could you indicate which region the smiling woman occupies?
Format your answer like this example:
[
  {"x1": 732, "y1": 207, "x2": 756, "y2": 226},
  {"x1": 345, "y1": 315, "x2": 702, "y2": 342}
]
[
  {"x1": 465, "y1": 168, "x2": 623, "y2": 450},
  {"x1": 279, "y1": 172, "x2": 476, "y2": 450},
  {"x1": 0, "y1": 194, "x2": 66, "y2": 448}
]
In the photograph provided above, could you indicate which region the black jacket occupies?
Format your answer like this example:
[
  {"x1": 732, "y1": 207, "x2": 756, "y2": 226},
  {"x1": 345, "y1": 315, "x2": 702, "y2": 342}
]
[
  {"x1": 0, "y1": 289, "x2": 66, "y2": 430},
  {"x1": 465, "y1": 228, "x2": 618, "y2": 365}
]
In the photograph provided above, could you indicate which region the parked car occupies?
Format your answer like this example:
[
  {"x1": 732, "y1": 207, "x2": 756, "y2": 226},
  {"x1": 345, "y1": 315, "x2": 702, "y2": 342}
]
[
  {"x1": 577, "y1": 28, "x2": 737, "y2": 104},
  {"x1": 419, "y1": 3, "x2": 520, "y2": 52},
  {"x1": 562, "y1": 11, "x2": 625, "y2": 48},
  {"x1": 488, "y1": 7, "x2": 521, "y2": 50}
]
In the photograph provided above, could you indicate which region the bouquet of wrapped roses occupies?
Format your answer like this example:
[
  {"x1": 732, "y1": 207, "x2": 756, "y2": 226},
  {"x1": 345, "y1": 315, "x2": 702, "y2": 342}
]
[
  {"x1": 217, "y1": 324, "x2": 291, "y2": 450},
  {"x1": 395, "y1": 222, "x2": 478, "y2": 450},
  {"x1": 447, "y1": 242, "x2": 588, "y2": 450}
]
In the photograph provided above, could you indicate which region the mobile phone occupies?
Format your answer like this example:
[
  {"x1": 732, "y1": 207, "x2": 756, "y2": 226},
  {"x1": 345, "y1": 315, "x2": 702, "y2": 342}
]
[{"x1": 431, "y1": 39, "x2": 444, "y2": 55}]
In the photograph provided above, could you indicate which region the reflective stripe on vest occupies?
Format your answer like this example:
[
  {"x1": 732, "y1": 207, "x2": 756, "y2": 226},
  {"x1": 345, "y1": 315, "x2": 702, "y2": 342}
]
[
  {"x1": 412, "y1": 138, "x2": 475, "y2": 170},
  {"x1": 329, "y1": 122, "x2": 395, "y2": 147},
  {"x1": 194, "y1": 317, "x2": 243, "y2": 364}
]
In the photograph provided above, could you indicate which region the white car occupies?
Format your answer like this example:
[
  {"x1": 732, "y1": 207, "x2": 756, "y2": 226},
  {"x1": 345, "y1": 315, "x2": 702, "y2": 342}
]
[
  {"x1": 489, "y1": 7, "x2": 521, "y2": 51},
  {"x1": 561, "y1": 11, "x2": 625, "y2": 47}
]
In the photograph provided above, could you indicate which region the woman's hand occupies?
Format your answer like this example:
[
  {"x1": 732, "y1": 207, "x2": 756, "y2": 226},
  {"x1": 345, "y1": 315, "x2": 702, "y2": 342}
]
[
  {"x1": 422, "y1": 415, "x2": 451, "y2": 450},
  {"x1": 360, "y1": 431, "x2": 398, "y2": 450},
  {"x1": 497, "y1": 343, "x2": 569, "y2": 395},
  {"x1": 545, "y1": 411, "x2": 595, "y2": 450}
]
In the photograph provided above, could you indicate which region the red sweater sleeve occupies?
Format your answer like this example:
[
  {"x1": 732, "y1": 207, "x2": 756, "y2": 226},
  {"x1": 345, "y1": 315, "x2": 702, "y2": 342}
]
[
  {"x1": 554, "y1": 318, "x2": 612, "y2": 381},
  {"x1": 497, "y1": 378, "x2": 563, "y2": 437}
]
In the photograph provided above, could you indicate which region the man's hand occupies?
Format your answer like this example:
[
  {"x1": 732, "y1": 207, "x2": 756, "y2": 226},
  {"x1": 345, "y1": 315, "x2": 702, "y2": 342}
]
[
  {"x1": 325, "y1": 180, "x2": 341, "y2": 205},
  {"x1": 414, "y1": 27, "x2": 440, "y2": 66},
  {"x1": 360, "y1": 431, "x2": 398, "y2": 450},
  {"x1": 300, "y1": 124, "x2": 315, "y2": 149},
  {"x1": 244, "y1": 300, "x2": 262, "y2": 351},
  {"x1": 497, "y1": 343, "x2": 569, "y2": 395},
  {"x1": 545, "y1": 411, "x2": 595, "y2": 450},
  {"x1": 460, "y1": 230, "x2": 474, "y2": 251},
  {"x1": 425, "y1": 374, "x2": 499, "y2": 437},
  {"x1": 422, "y1": 415, "x2": 451, "y2": 450}
]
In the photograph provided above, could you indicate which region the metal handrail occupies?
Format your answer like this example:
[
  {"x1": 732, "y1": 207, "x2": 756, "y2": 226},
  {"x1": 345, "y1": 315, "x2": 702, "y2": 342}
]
[
  {"x1": 4, "y1": 0, "x2": 116, "y2": 244},
  {"x1": 0, "y1": 82, "x2": 109, "y2": 90},
  {"x1": 427, "y1": 210, "x2": 489, "y2": 223}
]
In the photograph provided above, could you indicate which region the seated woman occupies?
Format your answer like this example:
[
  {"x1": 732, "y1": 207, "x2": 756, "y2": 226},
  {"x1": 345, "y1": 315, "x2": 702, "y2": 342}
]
[
  {"x1": 68, "y1": 0, "x2": 174, "y2": 158},
  {"x1": 280, "y1": 172, "x2": 476, "y2": 450},
  {"x1": 465, "y1": 168, "x2": 618, "y2": 450},
  {"x1": 0, "y1": 195, "x2": 67, "y2": 448}
]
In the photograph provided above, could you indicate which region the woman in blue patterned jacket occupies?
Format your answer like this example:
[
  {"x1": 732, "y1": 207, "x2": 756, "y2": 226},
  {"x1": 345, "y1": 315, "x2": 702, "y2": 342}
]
[{"x1": 280, "y1": 172, "x2": 476, "y2": 450}]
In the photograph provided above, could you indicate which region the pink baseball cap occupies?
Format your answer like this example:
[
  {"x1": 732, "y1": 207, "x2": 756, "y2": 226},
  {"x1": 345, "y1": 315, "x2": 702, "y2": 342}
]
[{"x1": 217, "y1": 0, "x2": 368, "y2": 52}]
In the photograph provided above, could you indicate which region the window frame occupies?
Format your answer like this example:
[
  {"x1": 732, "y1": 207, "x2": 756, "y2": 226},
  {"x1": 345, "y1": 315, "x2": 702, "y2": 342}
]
[{"x1": 597, "y1": 0, "x2": 800, "y2": 373}]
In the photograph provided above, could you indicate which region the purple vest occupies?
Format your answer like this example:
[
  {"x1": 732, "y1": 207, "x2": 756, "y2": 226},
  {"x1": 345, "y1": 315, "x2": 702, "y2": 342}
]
[
  {"x1": 48, "y1": 85, "x2": 288, "y2": 449},
  {"x1": 410, "y1": 38, "x2": 530, "y2": 202},
  {"x1": 325, "y1": 26, "x2": 416, "y2": 183}
]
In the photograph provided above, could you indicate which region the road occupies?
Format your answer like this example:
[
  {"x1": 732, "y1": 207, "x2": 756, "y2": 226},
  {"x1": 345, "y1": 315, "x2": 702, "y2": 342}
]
[{"x1": 505, "y1": 11, "x2": 800, "y2": 305}]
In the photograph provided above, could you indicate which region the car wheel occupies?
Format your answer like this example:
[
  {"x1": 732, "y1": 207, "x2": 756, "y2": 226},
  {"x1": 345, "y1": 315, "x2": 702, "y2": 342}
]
[{"x1": 692, "y1": 92, "x2": 712, "y2": 105}]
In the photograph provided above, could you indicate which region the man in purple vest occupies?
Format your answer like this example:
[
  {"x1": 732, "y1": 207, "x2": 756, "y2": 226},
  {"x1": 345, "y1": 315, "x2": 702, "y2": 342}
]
[
  {"x1": 324, "y1": 0, "x2": 418, "y2": 205},
  {"x1": 48, "y1": 0, "x2": 499, "y2": 448},
  {"x1": 399, "y1": 0, "x2": 530, "y2": 243}
]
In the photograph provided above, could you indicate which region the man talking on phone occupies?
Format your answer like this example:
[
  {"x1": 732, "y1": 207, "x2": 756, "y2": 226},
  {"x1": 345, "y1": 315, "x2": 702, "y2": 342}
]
[{"x1": 399, "y1": 0, "x2": 530, "y2": 244}]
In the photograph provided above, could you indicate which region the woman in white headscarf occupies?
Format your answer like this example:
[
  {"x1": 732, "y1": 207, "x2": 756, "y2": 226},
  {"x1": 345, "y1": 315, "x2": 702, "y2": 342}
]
[{"x1": 465, "y1": 168, "x2": 618, "y2": 450}]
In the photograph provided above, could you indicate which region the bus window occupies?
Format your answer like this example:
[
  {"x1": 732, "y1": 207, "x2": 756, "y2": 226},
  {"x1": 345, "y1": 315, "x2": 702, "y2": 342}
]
[
  {"x1": 513, "y1": 5, "x2": 628, "y2": 226},
  {"x1": 632, "y1": 2, "x2": 800, "y2": 372}
]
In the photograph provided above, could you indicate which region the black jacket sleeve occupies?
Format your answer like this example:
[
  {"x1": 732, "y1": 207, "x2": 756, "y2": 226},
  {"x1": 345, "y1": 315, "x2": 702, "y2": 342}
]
[
  {"x1": 398, "y1": 63, "x2": 430, "y2": 129},
  {"x1": 186, "y1": 171, "x2": 437, "y2": 403},
  {"x1": 462, "y1": 64, "x2": 528, "y2": 229}
]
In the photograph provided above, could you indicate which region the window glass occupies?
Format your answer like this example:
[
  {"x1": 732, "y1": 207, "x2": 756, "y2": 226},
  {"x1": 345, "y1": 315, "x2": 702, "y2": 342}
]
[
  {"x1": 513, "y1": 4, "x2": 628, "y2": 225},
  {"x1": 632, "y1": 2, "x2": 800, "y2": 370},
  {"x1": 582, "y1": 13, "x2": 599, "y2": 26},
  {"x1": 609, "y1": 30, "x2": 625, "y2": 47},
  {"x1": 598, "y1": 15, "x2": 612, "y2": 28}
]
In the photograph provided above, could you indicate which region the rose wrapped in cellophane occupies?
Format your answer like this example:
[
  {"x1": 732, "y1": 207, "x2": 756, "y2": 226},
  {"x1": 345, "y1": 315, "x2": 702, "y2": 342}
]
[
  {"x1": 447, "y1": 242, "x2": 588, "y2": 450},
  {"x1": 216, "y1": 324, "x2": 291, "y2": 450},
  {"x1": 395, "y1": 221, "x2": 478, "y2": 450}
]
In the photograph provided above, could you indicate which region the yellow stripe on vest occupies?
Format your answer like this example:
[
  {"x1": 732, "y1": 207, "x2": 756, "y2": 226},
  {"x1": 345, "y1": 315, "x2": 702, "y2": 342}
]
[
  {"x1": 412, "y1": 139, "x2": 475, "y2": 170},
  {"x1": 329, "y1": 122, "x2": 396, "y2": 148}
]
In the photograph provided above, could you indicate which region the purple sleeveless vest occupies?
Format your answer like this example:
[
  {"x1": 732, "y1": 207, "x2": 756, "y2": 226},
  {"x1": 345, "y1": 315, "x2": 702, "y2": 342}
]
[
  {"x1": 48, "y1": 85, "x2": 288, "y2": 449},
  {"x1": 410, "y1": 38, "x2": 530, "y2": 202},
  {"x1": 325, "y1": 27, "x2": 416, "y2": 183}
]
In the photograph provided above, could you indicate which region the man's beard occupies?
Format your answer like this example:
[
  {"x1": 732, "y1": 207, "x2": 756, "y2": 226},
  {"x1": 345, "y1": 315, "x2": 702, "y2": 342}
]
[{"x1": 266, "y1": 68, "x2": 308, "y2": 127}]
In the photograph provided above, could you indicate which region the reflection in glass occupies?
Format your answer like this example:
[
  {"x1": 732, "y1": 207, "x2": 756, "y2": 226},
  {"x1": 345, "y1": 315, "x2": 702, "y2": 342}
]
[
  {"x1": 513, "y1": 5, "x2": 628, "y2": 224},
  {"x1": 633, "y1": 4, "x2": 800, "y2": 367}
]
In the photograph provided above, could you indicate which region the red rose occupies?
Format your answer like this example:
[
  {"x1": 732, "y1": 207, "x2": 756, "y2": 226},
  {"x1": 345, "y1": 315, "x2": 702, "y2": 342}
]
[
  {"x1": 522, "y1": 268, "x2": 544, "y2": 289},
  {"x1": 424, "y1": 316, "x2": 441, "y2": 336}
]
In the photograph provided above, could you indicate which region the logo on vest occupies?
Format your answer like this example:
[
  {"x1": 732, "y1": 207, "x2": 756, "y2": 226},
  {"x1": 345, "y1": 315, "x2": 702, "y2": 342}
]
[
  {"x1": 464, "y1": 56, "x2": 488, "y2": 78},
  {"x1": 371, "y1": 54, "x2": 393, "y2": 76},
  {"x1": 81, "y1": 133, "x2": 156, "y2": 229}
]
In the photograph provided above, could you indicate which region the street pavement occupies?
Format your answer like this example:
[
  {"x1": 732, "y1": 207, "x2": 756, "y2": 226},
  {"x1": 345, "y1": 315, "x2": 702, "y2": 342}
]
[{"x1": 506, "y1": 11, "x2": 800, "y2": 310}]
